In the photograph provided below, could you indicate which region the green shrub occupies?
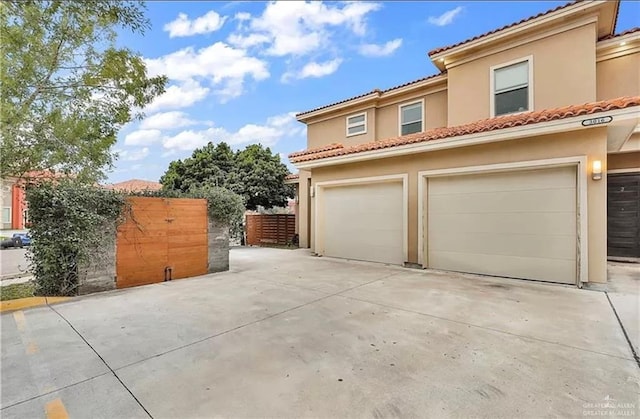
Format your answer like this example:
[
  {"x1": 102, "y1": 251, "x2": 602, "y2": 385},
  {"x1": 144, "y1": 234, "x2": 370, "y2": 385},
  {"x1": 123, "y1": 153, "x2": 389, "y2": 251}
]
[
  {"x1": 25, "y1": 180, "x2": 126, "y2": 296},
  {"x1": 26, "y1": 181, "x2": 244, "y2": 296}
]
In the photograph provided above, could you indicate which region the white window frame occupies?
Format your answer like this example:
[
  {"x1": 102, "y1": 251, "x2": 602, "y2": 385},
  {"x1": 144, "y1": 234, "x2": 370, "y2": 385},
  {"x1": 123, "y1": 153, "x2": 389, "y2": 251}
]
[
  {"x1": 2, "y1": 207, "x2": 11, "y2": 224},
  {"x1": 398, "y1": 99, "x2": 424, "y2": 136},
  {"x1": 345, "y1": 112, "x2": 367, "y2": 137},
  {"x1": 490, "y1": 55, "x2": 534, "y2": 118}
]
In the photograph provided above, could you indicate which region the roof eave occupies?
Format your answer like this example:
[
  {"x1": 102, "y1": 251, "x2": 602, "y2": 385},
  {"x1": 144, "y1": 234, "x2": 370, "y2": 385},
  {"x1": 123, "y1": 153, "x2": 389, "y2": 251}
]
[
  {"x1": 428, "y1": 1, "x2": 611, "y2": 66},
  {"x1": 293, "y1": 105, "x2": 640, "y2": 169},
  {"x1": 296, "y1": 75, "x2": 448, "y2": 123}
]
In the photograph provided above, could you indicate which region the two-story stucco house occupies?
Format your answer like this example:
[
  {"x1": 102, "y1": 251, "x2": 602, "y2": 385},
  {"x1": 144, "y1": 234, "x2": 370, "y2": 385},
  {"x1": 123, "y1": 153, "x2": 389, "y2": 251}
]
[{"x1": 287, "y1": 0, "x2": 640, "y2": 287}]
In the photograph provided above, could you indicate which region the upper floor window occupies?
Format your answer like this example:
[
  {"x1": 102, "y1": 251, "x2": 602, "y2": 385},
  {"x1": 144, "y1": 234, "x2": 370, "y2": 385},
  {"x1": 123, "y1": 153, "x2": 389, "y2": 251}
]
[
  {"x1": 346, "y1": 112, "x2": 367, "y2": 137},
  {"x1": 491, "y1": 56, "x2": 533, "y2": 117},
  {"x1": 399, "y1": 100, "x2": 423, "y2": 135},
  {"x1": 2, "y1": 208, "x2": 10, "y2": 224}
]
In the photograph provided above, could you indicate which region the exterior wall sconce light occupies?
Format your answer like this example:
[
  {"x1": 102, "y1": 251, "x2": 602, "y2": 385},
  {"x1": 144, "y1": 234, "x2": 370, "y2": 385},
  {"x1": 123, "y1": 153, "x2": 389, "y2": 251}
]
[{"x1": 592, "y1": 160, "x2": 602, "y2": 180}]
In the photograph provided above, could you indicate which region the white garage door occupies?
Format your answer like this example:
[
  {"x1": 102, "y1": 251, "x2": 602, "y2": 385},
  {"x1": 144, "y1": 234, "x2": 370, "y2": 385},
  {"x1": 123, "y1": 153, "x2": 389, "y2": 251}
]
[
  {"x1": 427, "y1": 166, "x2": 577, "y2": 284},
  {"x1": 322, "y1": 181, "x2": 404, "y2": 265}
]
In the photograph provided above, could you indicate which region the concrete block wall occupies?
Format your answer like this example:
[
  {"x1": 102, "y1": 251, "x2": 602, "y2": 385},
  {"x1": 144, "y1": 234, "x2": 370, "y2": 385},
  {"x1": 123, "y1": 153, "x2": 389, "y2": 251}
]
[
  {"x1": 208, "y1": 221, "x2": 230, "y2": 273},
  {"x1": 75, "y1": 220, "x2": 231, "y2": 295},
  {"x1": 77, "y1": 224, "x2": 117, "y2": 295}
]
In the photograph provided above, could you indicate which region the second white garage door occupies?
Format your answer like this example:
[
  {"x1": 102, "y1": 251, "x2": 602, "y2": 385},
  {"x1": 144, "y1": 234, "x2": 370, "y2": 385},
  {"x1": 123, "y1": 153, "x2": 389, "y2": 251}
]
[
  {"x1": 426, "y1": 166, "x2": 577, "y2": 284},
  {"x1": 322, "y1": 181, "x2": 404, "y2": 265}
]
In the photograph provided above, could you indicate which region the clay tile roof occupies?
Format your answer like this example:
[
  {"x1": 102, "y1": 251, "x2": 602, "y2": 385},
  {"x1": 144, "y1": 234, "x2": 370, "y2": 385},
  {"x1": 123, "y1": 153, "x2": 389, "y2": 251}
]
[
  {"x1": 295, "y1": 73, "x2": 446, "y2": 118},
  {"x1": 428, "y1": 1, "x2": 579, "y2": 56},
  {"x1": 288, "y1": 143, "x2": 344, "y2": 159},
  {"x1": 296, "y1": 91, "x2": 379, "y2": 118},
  {"x1": 598, "y1": 26, "x2": 640, "y2": 41},
  {"x1": 22, "y1": 170, "x2": 68, "y2": 180},
  {"x1": 289, "y1": 96, "x2": 640, "y2": 164},
  {"x1": 284, "y1": 173, "x2": 299, "y2": 180},
  {"x1": 107, "y1": 179, "x2": 162, "y2": 192}
]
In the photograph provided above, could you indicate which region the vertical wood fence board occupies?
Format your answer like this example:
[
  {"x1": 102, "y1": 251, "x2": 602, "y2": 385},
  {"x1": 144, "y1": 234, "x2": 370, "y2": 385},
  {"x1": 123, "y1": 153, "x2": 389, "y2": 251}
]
[{"x1": 116, "y1": 196, "x2": 209, "y2": 288}]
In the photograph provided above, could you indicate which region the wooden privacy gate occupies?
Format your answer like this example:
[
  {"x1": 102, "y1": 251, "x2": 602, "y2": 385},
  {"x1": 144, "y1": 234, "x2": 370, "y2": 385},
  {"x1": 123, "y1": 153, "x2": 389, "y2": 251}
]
[
  {"x1": 116, "y1": 196, "x2": 208, "y2": 288},
  {"x1": 245, "y1": 214, "x2": 296, "y2": 246}
]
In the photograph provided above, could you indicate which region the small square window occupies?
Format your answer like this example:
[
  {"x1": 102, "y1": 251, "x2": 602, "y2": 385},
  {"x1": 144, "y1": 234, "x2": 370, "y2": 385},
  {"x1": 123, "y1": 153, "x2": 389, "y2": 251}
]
[
  {"x1": 492, "y1": 59, "x2": 531, "y2": 116},
  {"x1": 346, "y1": 112, "x2": 367, "y2": 136},
  {"x1": 2, "y1": 207, "x2": 10, "y2": 224},
  {"x1": 399, "y1": 101, "x2": 423, "y2": 135}
]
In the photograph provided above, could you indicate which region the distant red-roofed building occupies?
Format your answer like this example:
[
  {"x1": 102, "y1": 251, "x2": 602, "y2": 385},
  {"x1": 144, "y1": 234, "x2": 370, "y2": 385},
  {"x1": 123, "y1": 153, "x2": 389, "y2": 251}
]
[
  {"x1": 287, "y1": 0, "x2": 640, "y2": 288},
  {"x1": 1, "y1": 170, "x2": 66, "y2": 230},
  {"x1": 106, "y1": 179, "x2": 162, "y2": 193}
]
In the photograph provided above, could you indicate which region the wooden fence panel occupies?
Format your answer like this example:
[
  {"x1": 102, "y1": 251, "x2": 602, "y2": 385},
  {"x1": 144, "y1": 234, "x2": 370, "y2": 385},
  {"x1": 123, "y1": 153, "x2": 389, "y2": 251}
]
[
  {"x1": 167, "y1": 198, "x2": 208, "y2": 280},
  {"x1": 245, "y1": 214, "x2": 296, "y2": 246},
  {"x1": 116, "y1": 196, "x2": 208, "y2": 288}
]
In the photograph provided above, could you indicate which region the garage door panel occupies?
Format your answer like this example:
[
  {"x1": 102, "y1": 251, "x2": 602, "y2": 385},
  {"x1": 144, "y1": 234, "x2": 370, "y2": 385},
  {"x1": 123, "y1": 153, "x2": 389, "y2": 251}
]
[
  {"x1": 427, "y1": 166, "x2": 577, "y2": 284},
  {"x1": 429, "y1": 168, "x2": 576, "y2": 195},
  {"x1": 429, "y1": 251, "x2": 576, "y2": 283},
  {"x1": 429, "y1": 231, "x2": 576, "y2": 260},
  {"x1": 427, "y1": 212, "x2": 577, "y2": 236},
  {"x1": 323, "y1": 182, "x2": 404, "y2": 265},
  {"x1": 327, "y1": 243, "x2": 402, "y2": 264},
  {"x1": 428, "y1": 188, "x2": 576, "y2": 214}
]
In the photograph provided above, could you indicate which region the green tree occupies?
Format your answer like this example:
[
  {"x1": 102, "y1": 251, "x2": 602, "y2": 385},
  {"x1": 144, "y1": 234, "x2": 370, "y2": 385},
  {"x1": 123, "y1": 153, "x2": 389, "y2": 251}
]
[
  {"x1": 160, "y1": 142, "x2": 294, "y2": 210},
  {"x1": 0, "y1": 0, "x2": 167, "y2": 181}
]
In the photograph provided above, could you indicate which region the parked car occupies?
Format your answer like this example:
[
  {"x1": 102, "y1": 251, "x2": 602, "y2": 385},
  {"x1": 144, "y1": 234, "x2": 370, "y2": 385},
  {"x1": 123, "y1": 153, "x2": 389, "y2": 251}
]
[
  {"x1": 12, "y1": 233, "x2": 31, "y2": 246},
  {"x1": 1, "y1": 236, "x2": 23, "y2": 249}
]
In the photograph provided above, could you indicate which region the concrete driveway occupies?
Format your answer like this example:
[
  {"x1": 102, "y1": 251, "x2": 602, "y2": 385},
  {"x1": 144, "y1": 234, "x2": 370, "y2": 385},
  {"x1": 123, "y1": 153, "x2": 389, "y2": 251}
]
[{"x1": 1, "y1": 247, "x2": 638, "y2": 418}]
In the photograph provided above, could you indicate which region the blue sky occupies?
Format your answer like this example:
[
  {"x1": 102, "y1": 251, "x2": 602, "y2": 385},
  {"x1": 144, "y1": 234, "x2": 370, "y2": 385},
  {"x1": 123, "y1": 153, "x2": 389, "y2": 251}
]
[{"x1": 108, "y1": 1, "x2": 640, "y2": 183}]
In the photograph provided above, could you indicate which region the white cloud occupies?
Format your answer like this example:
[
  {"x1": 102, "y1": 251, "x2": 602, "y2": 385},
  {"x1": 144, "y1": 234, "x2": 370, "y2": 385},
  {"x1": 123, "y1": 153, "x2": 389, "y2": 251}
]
[
  {"x1": 145, "y1": 42, "x2": 269, "y2": 101},
  {"x1": 358, "y1": 38, "x2": 402, "y2": 57},
  {"x1": 428, "y1": 6, "x2": 463, "y2": 26},
  {"x1": 162, "y1": 112, "x2": 304, "y2": 152},
  {"x1": 118, "y1": 147, "x2": 150, "y2": 161},
  {"x1": 162, "y1": 129, "x2": 217, "y2": 151},
  {"x1": 227, "y1": 33, "x2": 270, "y2": 49},
  {"x1": 235, "y1": 12, "x2": 251, "y2": 21},
  {"x1": 144, "y1": 79, "x2": 210, "y2": 113},
  {"x1": 282, "y1": 58, "x2": 342, "y2": 82},
  {"x1": 232, "y1": 2, "x2": 382, "y2": 57},
  {"x1": 164, "y1": 11, "x2": 227, "y2": 38},
  {"x1": 124, "y1": 129, "x2": 163, "y2": 146},
  {"x1": 139, "y1": 111, "x2": 197, "y2": 130}
]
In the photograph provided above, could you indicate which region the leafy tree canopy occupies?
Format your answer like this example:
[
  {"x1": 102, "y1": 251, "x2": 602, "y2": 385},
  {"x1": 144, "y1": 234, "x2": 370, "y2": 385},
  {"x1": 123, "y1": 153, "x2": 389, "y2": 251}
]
[
  {"x1": 1, "y1": 0, "x2": 167, "y2": 182},
  {"x1": 160, "y1": 142, "x2": 295, "y2": 210}
]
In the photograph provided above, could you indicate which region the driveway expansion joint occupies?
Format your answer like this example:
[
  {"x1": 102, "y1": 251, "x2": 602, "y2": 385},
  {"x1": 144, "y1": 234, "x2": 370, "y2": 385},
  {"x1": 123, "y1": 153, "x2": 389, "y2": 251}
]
[
  {"x1": 605, "y1": 292, "x2": 640, "y2": 368},
  {"x1": 48, "y1": 304, "x2": 154, "y2": 418},
  {"x1": 0, "y1": 372, "x2": 112, "y2": 411},
  {"x1": 335, "y1": 293, "x2": 638, "y2": 363}
]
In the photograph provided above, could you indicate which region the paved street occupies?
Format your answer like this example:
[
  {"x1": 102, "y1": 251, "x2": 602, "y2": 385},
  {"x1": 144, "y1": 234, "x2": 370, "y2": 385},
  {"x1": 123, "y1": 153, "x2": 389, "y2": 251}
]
[
  {"x1": 1, "y1": 247, "x2": 638, "y2": 418},
  {"x1": 0, "y1": 248, "x2": 29, "y2": 279}
]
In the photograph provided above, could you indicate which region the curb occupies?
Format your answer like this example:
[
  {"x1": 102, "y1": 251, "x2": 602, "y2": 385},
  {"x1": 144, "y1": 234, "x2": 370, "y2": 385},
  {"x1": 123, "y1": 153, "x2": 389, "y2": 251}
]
[
  {"x1": 0, "y1": 273, "x2": 32, "y2": 282},
  {"x1": 0, "y1": 296, "x2": 71, "y2": 313}
]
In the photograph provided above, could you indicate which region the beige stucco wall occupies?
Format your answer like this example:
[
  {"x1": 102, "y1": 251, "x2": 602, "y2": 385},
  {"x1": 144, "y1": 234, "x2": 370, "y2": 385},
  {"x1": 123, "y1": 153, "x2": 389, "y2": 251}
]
[
  {"x1": 307, "y1": 88, "x2": 449, "y2": 150},
  {"x1": 307, "y1": 107, "x2": 376, "y2": 150},
  {"x1": 375, "y1": 89, "x2": 448, "y2": 140},
  {"x1": 296, "y1": 170, "x2": 312, "y2": 248},
  {"x1": 596, "y1": 53, "x2": 640, "y2": 100},
  {"x1": 447, "y1": 23, "x2": 597, "y2": 126},
  {"x1": 309, "y1": 127, "x2": 608, "y2": 283},
  {"x1": 608, "y1": 151, "x2": 640, "y2": 170}
]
